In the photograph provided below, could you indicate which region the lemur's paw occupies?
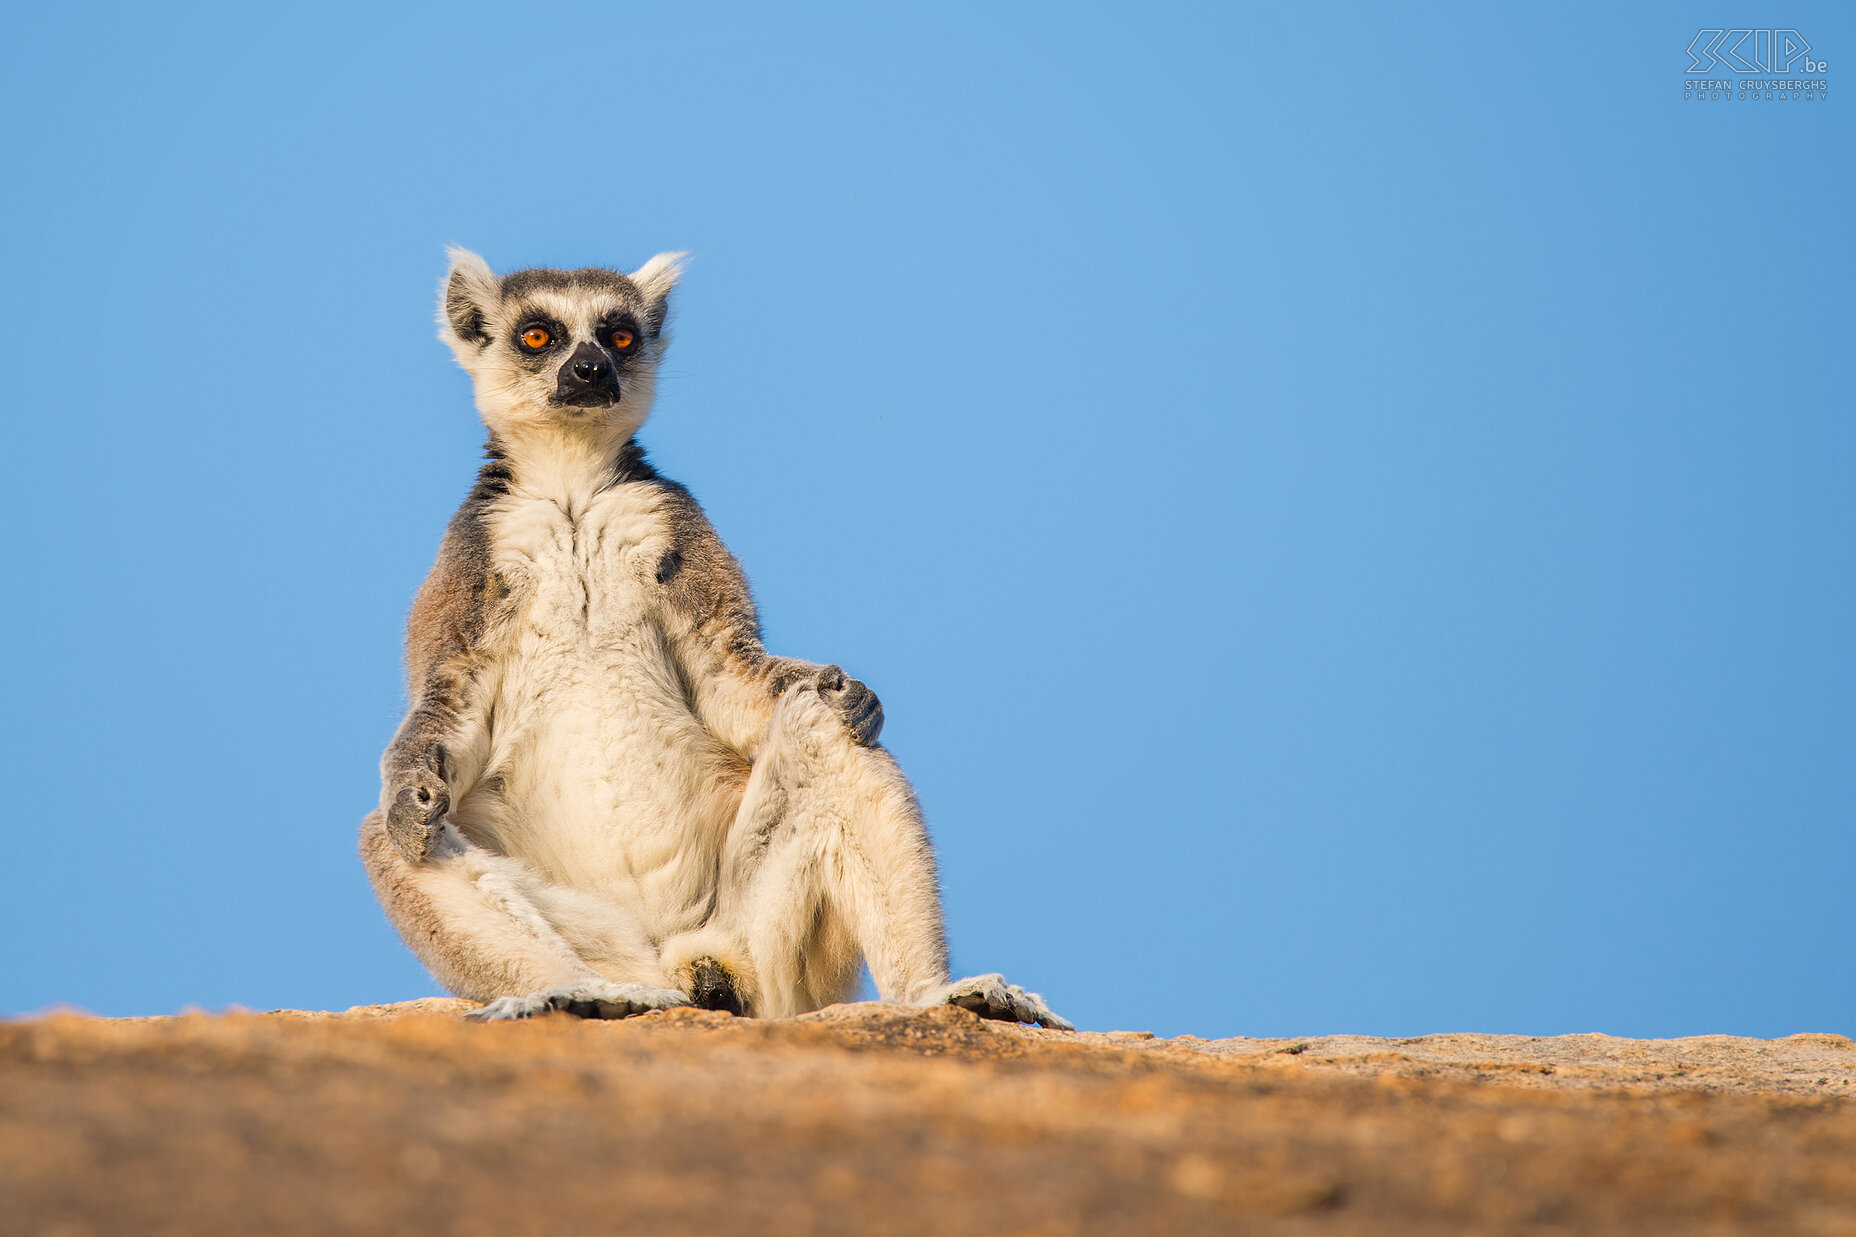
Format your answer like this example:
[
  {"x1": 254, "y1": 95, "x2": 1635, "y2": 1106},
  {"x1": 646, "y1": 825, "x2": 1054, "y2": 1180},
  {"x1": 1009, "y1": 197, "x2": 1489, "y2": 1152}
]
[
  {"x1": 815, "y1": 664, "x2": 884, "y2": 746},
  {"x1": 933, "y1": 974, "x2": 1075, "y2": 1031},
  {"x1": 465, "y1": 982, "x2": 691, "y2": 1022},
  {"x1": 384, "y1": 769, "x2": 450, "y2": 863}
]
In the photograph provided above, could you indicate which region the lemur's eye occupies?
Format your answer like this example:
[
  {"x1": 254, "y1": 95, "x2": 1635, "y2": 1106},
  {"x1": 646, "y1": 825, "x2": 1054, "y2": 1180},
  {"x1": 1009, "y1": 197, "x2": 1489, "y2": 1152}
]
[
  {"x1": 520, "y1": 327, "x2": 552, "y2": 350},
  {"x1": 609, "y1": 328, "x2": 635, "y2": 350}
]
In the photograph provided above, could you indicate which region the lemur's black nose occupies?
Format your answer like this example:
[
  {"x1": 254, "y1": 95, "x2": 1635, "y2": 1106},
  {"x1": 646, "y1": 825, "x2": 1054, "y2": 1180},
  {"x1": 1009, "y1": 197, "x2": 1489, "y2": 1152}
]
[{"x1": 554, "y1": 341, "x2": 621, "y2": 407}]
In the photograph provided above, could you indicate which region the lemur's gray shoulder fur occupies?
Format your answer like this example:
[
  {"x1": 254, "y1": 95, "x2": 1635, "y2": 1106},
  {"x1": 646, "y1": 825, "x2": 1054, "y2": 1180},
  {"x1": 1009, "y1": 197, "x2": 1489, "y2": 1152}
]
[
  {"x1": 648, "y1": 469, "x2": 804, "y2": 684},
  {"x1": 403, "y1": 448, "x2": 510, "y2": 694}
]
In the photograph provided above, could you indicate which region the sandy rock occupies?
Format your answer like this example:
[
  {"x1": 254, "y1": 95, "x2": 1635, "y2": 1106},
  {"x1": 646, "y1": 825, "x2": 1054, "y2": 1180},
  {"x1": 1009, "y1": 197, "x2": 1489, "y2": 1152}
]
[{"x1": 2, "y1": 1000, "x2": 1852, "y2": 1235}]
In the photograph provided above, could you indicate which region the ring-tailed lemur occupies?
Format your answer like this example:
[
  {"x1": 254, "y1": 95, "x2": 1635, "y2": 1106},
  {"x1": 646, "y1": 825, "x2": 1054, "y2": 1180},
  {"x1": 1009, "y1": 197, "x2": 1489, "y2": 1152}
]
[{"x1": 359, "y1": 249, "x2": 1070, "y2": 1029}]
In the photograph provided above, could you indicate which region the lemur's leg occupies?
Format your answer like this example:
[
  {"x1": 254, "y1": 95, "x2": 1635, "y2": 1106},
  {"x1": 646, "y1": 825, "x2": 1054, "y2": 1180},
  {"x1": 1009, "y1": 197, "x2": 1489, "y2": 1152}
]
[
  {"x1": 359, "y1": 812, "x2": 689, "y2": 1021},
  {"x1": 673, "y1": 674, "x2": 1071, "y2": 1028}
]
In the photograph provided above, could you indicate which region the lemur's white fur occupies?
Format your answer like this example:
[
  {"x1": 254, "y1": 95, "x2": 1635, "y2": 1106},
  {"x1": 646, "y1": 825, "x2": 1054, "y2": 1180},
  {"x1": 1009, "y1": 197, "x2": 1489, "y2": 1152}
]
[{"x1": 359, "y1": 249, "x2": 1069, "y2": 1030}]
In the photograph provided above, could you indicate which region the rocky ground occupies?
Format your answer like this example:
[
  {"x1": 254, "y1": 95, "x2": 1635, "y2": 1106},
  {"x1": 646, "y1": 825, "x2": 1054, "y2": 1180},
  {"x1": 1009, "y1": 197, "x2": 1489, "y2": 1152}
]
[{"x1": 3, "y1": 1000, "x2": 1854, "y2": 1236}]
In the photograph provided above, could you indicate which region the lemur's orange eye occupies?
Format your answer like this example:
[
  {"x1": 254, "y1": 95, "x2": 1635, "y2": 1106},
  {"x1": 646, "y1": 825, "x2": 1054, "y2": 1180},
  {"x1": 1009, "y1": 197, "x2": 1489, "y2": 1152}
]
[
  {"x1": 609, "y1": 328, "x2": 635, "y2": 350},
  {"x1": 521, "y1": 327, "x2": 551, "y2": 349}
]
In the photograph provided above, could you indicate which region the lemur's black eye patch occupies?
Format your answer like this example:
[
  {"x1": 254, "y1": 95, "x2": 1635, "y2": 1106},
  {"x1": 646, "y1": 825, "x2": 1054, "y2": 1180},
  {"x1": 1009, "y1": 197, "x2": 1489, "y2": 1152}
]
[
  {"x1": 512, "y1": 314, "x2": 568, "y2": 355},
  {"x1": 511, "y1": 305, "x2": 570, "y2": 356},
  {"x1": 596, "y1": 312, "x2": 643, "y2": 353}
]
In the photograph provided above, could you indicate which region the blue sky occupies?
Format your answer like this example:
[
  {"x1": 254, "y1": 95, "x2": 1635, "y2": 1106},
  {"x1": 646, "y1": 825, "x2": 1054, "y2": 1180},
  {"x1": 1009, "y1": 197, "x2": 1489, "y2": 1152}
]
[{"x1": 1, "y1": 3, "x2": 1849, "y2": 1038}]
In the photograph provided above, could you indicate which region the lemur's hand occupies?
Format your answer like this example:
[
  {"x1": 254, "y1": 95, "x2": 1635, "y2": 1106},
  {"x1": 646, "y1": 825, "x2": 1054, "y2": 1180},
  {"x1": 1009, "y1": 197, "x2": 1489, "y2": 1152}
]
[
  {"x1": 384, "y1": 766, "x2": 451, "y2": 863},
  {"x1": 816, "y1": 665, "x2": 884, "y2": 746}
]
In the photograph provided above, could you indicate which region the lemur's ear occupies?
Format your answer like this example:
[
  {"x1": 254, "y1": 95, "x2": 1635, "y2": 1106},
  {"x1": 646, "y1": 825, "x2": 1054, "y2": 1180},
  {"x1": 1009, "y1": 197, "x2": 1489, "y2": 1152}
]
[
  {"x1": 439, "y1": 247, "x2": 499, "y2": 348},
  {"x1": 630, "y1": 251, "x2": 688, "y2": 338}
]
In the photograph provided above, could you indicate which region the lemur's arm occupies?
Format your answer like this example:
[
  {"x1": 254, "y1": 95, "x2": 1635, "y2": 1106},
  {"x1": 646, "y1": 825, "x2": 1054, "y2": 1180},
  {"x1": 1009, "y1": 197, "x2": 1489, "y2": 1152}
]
[
  {"x1": 380, "y1": 486, "x2": 504, "y2": 862},
  {"x1": 653, "y1": 483, "x2": 882, "y2": 760}
]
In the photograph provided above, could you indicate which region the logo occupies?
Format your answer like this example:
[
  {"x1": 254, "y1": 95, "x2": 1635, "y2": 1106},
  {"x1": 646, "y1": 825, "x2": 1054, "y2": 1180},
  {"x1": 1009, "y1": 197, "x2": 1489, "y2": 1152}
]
[
  {"x1": 1686, "y1": 29, "x2": 1821, "y2": 74},
  {"x1": 1684, "y1": 29, "x2": 1829, "y2": 101}
]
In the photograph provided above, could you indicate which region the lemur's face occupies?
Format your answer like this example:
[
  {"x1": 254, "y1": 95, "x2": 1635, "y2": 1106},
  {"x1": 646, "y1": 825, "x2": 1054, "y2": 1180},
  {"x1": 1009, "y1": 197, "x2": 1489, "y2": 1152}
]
[{"x1": 438, "y1": 249, "x2": 683, "y2": 439}]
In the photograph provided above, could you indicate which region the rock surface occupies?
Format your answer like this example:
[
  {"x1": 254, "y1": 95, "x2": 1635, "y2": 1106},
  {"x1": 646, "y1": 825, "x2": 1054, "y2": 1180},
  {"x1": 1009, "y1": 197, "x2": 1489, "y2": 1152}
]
[{"x1": 3, "y1": 1000, "x2": 1853, "y2": 1235}]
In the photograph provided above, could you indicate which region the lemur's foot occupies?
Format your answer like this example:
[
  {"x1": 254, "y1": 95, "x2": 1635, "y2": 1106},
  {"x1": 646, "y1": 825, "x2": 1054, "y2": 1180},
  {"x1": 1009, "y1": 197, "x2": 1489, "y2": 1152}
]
[
  {"x1": 932, "y1": 974, "x2": 1074, "y2": 1031},
  {"x1": 815, "y1": 664, "x2": 883, "y2": 746},
  {"x1": 465, "y1": 981, "x2": 691, "y2": 1022}
]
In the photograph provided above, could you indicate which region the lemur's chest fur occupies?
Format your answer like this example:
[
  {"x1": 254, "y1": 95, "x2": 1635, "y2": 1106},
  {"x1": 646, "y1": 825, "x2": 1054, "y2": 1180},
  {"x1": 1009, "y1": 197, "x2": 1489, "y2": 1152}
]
[{"x1": 450, "y1": 475, "x2": 747, "y2": 933}]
